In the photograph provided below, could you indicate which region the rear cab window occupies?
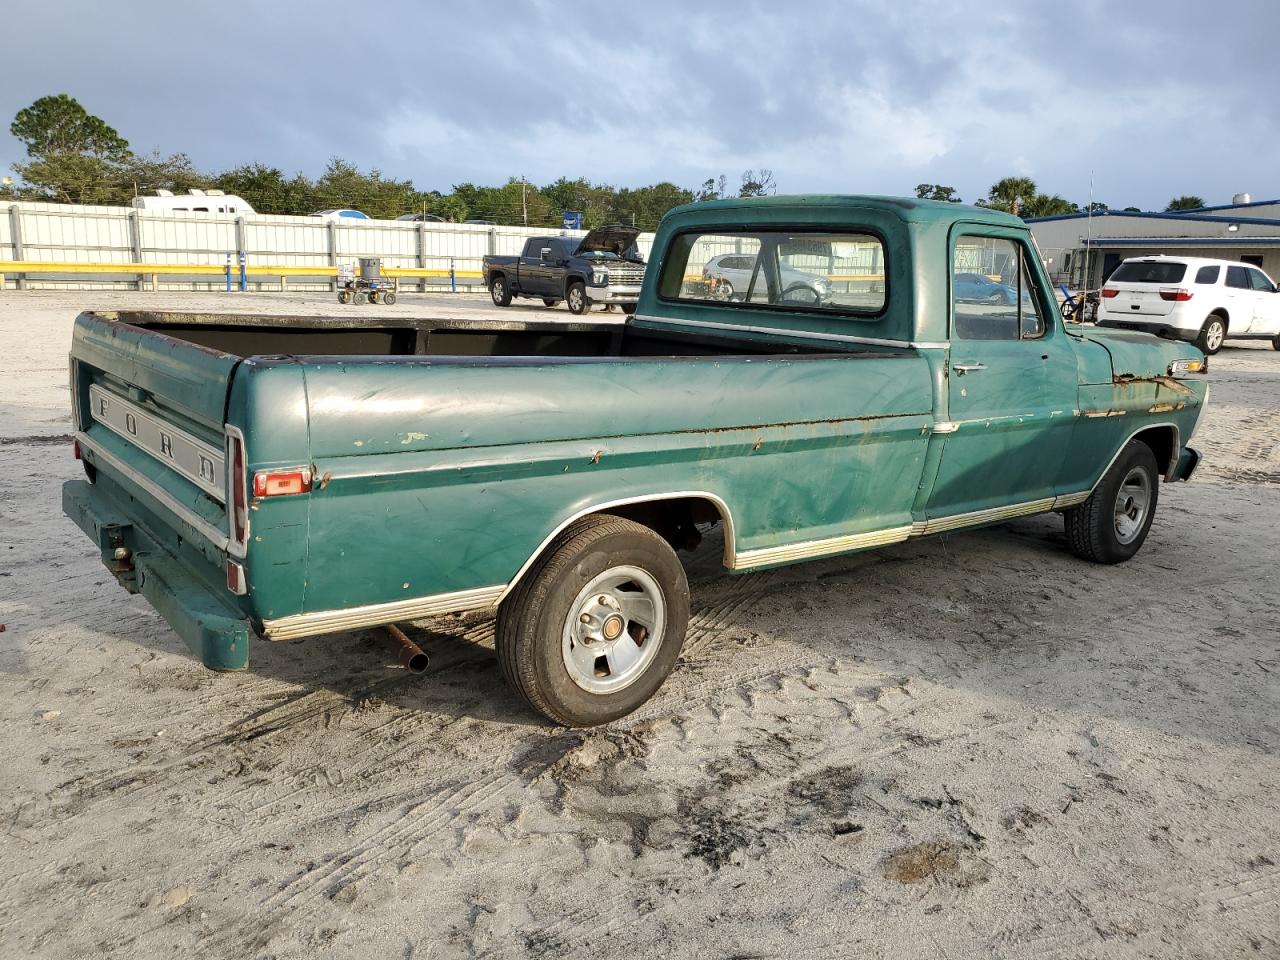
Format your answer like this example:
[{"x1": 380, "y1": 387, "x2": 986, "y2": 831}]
[
  {"x1": 658, "y1": 230, "x2": 887, "y2": 318},
  {"x1": 1110, "y1": 261, "x2": 1187, "y2": 284}
]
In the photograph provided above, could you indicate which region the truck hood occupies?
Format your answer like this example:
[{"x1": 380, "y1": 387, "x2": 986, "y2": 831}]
[
  {"x1": 1079, "y1": 326, "x2": 1203, "y2": 379},
  {"x1": 576, "y1": 224, "x2": 642, "y2": 258}
]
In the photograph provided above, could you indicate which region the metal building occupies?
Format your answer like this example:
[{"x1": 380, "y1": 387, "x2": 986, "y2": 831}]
[{"x1": 1027, "y1": 195, "x2": 1280, "y2": 291}]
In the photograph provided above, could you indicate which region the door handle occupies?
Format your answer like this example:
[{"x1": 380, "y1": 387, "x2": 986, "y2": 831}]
[{"x1": 953, "y1": 362, "x2": 987, "y2": 375}]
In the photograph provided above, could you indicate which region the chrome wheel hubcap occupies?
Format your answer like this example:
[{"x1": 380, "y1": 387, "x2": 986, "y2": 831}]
[
  {"x1": 570, "y1": 289, "x2": 583, "y2": 310},
  {"x1": 562, "y1": 566, "x2": 665, "y2": 694},
  {"x1": 1114, "y1": 467, "x2": 1152, "y2": 544},
  {"x1": 1207, "y1": 322, "x2": 1224, "y2": 351}
]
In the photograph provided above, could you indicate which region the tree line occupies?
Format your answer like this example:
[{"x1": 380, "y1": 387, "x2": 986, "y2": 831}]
[
  {"x1": 7, "y1": 94, "x2": 1207, "y2": 228},
  {"x1": 915, "y1": 179, "x2": 1206, "y2": 216}
]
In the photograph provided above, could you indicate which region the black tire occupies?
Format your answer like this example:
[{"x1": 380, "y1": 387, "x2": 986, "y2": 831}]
[
  {"x1": 621, "y1": 304, "x2": 637, "y2": 315},
  {"x1": 490, "y1": 275, "x2": 512, "y2": 307},
  {"x1": 566, "y1": 281, "x2": 589, "y2": 315},
  {"x1": 338, "y1": 289, "x2": 352, "y2": 304},
  {"x1": 368, "y1": 291, "x2": 380, "y2": 304},
  {"x1": 542, "y1": 297, "x2": 560, "y2": 308},
  {"x1": 496, "y1": 516, "x2": 690, "y2": 727},
  {"x1": 382, "y1": 291, "x2": 397, "y2": 305},
  {"x1": 1196, "y1": 314, "x2": 1226, "y2": 355},
  {"x1": 1064, "y1": 440, "x2": 1160, "y2": 564},
  {"x1": 352, "y1": 290, "x2": 368, "y2": 305},
  {"x1": 1271, "y1": 333, "x2": 1280, "y2": 351},
  {"x1": 712, "y1": 278, "x2": 734, "y2": 301}
]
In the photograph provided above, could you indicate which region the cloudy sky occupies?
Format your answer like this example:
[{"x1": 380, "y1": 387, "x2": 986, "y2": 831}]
[{"x1": 4, "y1": 0, "x2": 1278, "y2": 210}]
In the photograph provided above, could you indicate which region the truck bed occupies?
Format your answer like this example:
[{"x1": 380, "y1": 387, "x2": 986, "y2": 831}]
[{"x1": 105, "y1": 310, "x2": 852, "y2": 358}]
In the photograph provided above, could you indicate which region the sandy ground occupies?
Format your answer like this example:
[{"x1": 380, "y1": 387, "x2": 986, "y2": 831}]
[{"x1": 1, "y1": 290, "x2": 1277, "y2": 960}]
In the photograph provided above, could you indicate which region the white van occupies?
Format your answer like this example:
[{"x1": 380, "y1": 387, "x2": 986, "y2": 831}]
[
  {"x1": 131, "y1": 189, "x2": 255, "y2": 215},
  {"x1": 1097, "y1": 255, "x2": 1280, "y2": 354}
]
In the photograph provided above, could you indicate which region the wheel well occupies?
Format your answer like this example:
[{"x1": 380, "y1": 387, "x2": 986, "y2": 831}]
[
  {"x1": 489, "y1": 271, "x2": 505, "y2": 284},
  {"x1": 1208, "y1": 308, "x2": 1228, "y2": 330},
  {"x1": 601, "y1": 496, "x2": 729, "y2": 555},
  {"x1": 501, "y1": 496, "x2": 734, "y2": 604},
  {"x1": 1133, "y1": 425, "x2": 1177, "y2": 478}
]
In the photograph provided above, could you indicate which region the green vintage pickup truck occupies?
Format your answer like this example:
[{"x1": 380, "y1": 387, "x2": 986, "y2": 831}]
[{"x1": 64, "y1": 196, "x2": 1207, "y2": 726}]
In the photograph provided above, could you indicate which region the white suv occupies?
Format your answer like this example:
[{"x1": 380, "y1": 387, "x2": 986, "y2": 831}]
[{"x1": 1097, "y1": 255, "x2": 1280, "y2": 355}]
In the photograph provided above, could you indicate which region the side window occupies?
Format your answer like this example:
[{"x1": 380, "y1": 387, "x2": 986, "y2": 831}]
[
  {"x1": 1248, "y1": 269, "x2": 1275, "y2": 292},
  {"x1": 658, "y1": 231, "x2": 886, "y2": 316},
  {"x1": 1225, "y1": 265, "x2": 1251, "y2": 289},
  {"x1": 1194, "y1": 265, "x2": 1220, "y2": 284},
  {"x1": 952, "y1": 236, "x2": 1046, "y2": 340}
]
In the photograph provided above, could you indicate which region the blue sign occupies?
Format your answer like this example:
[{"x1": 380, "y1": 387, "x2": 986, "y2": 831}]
[{"x1": 562, "y1": 211, "x2": 583, "y2": 230}]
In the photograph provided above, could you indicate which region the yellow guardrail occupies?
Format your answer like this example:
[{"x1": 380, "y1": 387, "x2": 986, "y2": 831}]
[{"x1": 0, "y1": 260, "x2": 486, "y2": 290}]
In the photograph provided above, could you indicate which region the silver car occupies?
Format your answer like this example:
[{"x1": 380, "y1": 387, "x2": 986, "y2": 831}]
[{"x1": 703, "y1": 253, "x2": 832, "y2": 304}]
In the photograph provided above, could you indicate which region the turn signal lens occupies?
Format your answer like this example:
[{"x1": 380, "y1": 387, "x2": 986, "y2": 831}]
[
  {"x1": 253, "y1": 469, "x2": 312, "y2": 498},
  {"x1": 1101, "y1": 288, "x2": 1118, "y2": 298},
  {"x1": 1168, "y1": 358, "x2": 1206, "y2": 376}
]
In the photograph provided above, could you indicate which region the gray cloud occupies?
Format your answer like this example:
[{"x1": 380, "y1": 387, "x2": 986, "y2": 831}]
[{"x1": 4, "y1": 0, "x2": 1278, "y2": 209}]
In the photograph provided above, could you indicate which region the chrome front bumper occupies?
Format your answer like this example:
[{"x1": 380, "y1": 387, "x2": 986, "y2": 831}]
[{"x1": 585, "y1": 284, "x2": 641, "y2": 305}]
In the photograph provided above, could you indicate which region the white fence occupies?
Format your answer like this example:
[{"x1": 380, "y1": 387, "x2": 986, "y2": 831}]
[{"x1": 0, "y1": 201, "x2": 657, "y2": 292}]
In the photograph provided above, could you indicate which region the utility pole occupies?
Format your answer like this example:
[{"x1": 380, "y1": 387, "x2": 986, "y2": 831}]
[{"x1": 521, "y1": 176, "x2": 528, "y2": 227}]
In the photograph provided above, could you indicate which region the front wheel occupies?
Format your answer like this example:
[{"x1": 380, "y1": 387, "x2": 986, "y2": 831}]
[
  {"x1": 496, "y1": 516, "x2": 690, "y2": 727},
  {"x1": 490, "y1": 276, "x2": 512, "y2": 307},
  {"x1": 1063, "y1": 440, "x2": 1160, "y2": 564},
  {"x1": 566, "y1": 281, "x2": 589, "y2": 315},
  {"x1": 1196, "y1": 315, "x2": 1226, "y2": 354}
]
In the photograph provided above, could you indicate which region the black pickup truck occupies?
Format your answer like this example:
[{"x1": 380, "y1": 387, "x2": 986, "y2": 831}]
[{"x1": 482, "y1": 224, "x2": 645, "y2": 314}]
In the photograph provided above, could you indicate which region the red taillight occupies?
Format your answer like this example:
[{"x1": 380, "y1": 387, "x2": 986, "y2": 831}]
[
  {"x1": 1159, "y1": 288, "x2": 1193, "y2": 302},
  {"x1": 253, "y1": 469, "x2": 312, "y2": 498},
  {"x1": 73, "y1": 439, "x2": 82, "y2": 460},
  {"x1": 1101, "y1": 288, "x2": 1119, "y2": 298},
  {"x1": 226, "y1": 559, "x2": 247, "y2": 595},
  {"x1": 230, "y1": 433, "x2": 248, "y2": 546}
]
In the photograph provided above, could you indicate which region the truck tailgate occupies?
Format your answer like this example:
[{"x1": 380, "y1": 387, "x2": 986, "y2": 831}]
[{"x1": 67, "y1": 311, "x2": 250, "y2": 664}]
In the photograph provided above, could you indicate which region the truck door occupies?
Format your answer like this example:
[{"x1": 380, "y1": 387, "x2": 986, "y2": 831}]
[
  {"x1": 926, "y1": 230, "x2": 1078, "y2": 519},
  {"x1": 519, "y1": 238, "x2": 550, "y2": 295}
]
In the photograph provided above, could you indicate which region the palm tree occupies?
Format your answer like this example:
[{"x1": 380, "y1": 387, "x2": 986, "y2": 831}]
[{"x1": 984, "y1": 177, "x2": 1038, "y2": 216}]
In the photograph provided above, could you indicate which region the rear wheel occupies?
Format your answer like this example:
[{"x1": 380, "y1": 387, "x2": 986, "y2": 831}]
[
  {"x1": 338, "y1": 289, "x2": 352, "y2": 304},
  {"x1": 382, "y1": 291, "x2": 397, "y2": 305},
  {"x1": 496, "y1": 516, "x2": 689, "y2": 727},
  {"x1": 566, "y1": 281, "x2": 588, "y2": 315},
  {"x1": 1064, "y1": 440, "x2": 1160, "y2": 564},
  {"x1": 1196, "y1": 315, "x2": 1226, "y2": 354},
  {"x1": 352, "y1": 290, "x2": 368, "y2": 305},
  {"x1": 490, "y1": 275, "x2": 512, "y2": 307}
]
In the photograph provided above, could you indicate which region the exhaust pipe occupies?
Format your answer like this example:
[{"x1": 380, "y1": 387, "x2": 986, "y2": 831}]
[{"x1": 384, "y1": 623, "x2": 429, "y2": 674}]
